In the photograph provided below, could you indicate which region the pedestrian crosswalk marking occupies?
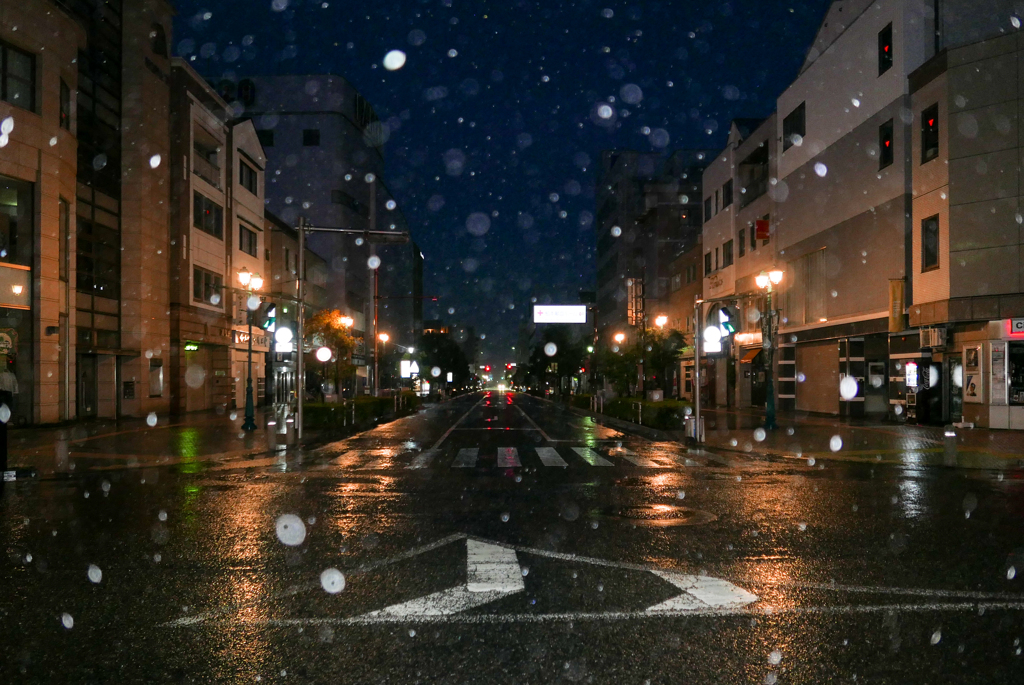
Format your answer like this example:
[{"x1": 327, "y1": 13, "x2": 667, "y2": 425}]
[
  {"x1": 406, "y1": 450, "x2": 437, "y2": 469},
  {"x1": 615, "y1": 447, "x2": 664, "y2": 468},
  {"x1": 452, "y1": 448, "x2": 479, "y2": 468},
  {"x1": 535, "y1": 447, "x2": 568, "y2": 467},
  {"x1": 496, "y1": 447, "x2": 521, "y2": 468},
  {"x1": 572, "y1": 447, "x2": 613, "y2": 467}
]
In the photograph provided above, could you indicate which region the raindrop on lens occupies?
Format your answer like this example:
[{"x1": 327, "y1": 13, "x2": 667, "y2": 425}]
[
  {"x1": 431, "y1": 367, "x2": 441, "y2": 377},
  {"x1": 840, "y1": 376, "x2": 858, "y2": 400},
  {"x1": 61, "y1": 613, "x2": 74, "y2": 629},
  {"x1": 611, "y1": 226, "x2": 622, "y2": 237},
  {"x1": 753, "y1": 428, "x2": 766, "y2": 442},
  {"x1": 275, "y1": 514, "x2": 307, "y2": 546},
  {"x1": 931, "y1": 629, "x2": 942, "y2": 645},
  {"x1": 501, "y1": 512, "x2": 510, "y2": 522},
  {"x1": 149, "y1": 154, "x2": 161, "y2": 168},
  {"x1": 768, "y1": 650, "x2": 782, "y2": 665},
  {"x1": 544, "y1": 342, "x2": 558, "y2": 356},
  {"x1": 87, "y1": 564, "x2": 103, "y2": 583},
  {"x1": 320, "y1": 568, "x2": 346, "y2": 594},
  {"x1": 829, "y1": 435, "x2": 843, "y2": 452},
  {"x1": 382, "y1": 50, "x2": 406, "y2": 71},
  {"x1": 146, "y1": 412, "x2": 158, "y2": 427},
  {"x1": 1008, "y1": 566, "x2": 1017, "y2": 580},
  {"x1": 367, "y1": 255, "x2": 381, "y2": 269}
]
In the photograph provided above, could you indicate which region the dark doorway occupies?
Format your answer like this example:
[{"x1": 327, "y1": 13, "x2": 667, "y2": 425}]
[{"x1": 77, "y1": 354, "x2": 97, "y2": 418}]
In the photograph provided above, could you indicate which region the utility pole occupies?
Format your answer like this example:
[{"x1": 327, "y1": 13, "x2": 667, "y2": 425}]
[
  {"x1": 693, "y1": 294, "x2": 702, "y2": 443},
  {"x1": 369, "y1": 175, "x2": 380, "y2": 397},
  {"x1": 297, "y1": 217, "x2": 306, "y2": 440}
]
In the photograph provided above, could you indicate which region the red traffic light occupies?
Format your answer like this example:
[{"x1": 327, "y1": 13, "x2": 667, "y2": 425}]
[{"x1": 484, "y1": 365, "x2": 491, "y2": 372}]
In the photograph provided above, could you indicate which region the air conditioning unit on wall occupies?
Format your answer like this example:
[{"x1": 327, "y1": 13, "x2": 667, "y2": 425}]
[{"x1": 920, "y1": 327, "x2": 946, "y2": 349}]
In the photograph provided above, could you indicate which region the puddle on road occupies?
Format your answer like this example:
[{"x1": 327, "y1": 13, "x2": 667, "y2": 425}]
[{"x1": 598, "y1": 504, "x2": 717, "y2": 527}]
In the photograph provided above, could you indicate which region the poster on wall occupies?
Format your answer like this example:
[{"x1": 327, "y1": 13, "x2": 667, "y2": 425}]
[
  {"x1": 963, "y1": 344, "x2": 983, "y2": 404},
  {"x1": 991, "y1": 341, "x2": 1007, "y2": 406}
]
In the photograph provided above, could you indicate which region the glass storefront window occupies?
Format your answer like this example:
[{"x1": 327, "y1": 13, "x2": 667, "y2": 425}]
[{"x1": 0, "y1": 175, "x2": 34, "y2": 267}]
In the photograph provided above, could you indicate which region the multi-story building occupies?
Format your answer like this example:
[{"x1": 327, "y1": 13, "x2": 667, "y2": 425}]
[
  {"x1": 907, "y1": 31, "x2": 1024, "y2": 428},
  {"x1": 665, "y1": 237, "x2": 703, "y2": 401},
  {"x1": 701, "y1": 0, "x2": 1018, "y2": 425},
  {"x1": 167, "y1": 60, "x2": 269, "y2": 414},
  {"x1": 595, "y1": 150, "x2": 707, "y2": 347}
]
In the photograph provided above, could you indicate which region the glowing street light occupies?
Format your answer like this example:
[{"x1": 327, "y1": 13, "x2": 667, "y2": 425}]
[
  {"x1": 755, "y1": 268, "x2": 784, "y2": 430},
  {"x1": 378, "y1": 332, "x2": 390, "y2": 343},
  {"x1": 338, "y1": 314, "x2": 354, "y2": 328},
  {"x1": 237, "y1": 267, "x2": 265, "y2": 432},
  {"x1": 315, "y1": 346, "x2": 333, "y2": 363},
  {"x1": 654, "y1": 315, "x2": 668, "y2": 329},
  {"x1": 614, "y1": 332, "x2": 626, "y2": 344}
]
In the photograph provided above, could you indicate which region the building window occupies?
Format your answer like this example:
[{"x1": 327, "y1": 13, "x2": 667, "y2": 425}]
[
  {"x1": 150, "y1": 23, "x2": 168, "y2": 57},
  {"x1": 193, "y1": 266, "x2": 223, "y2": 305},
  {"x1": 714, "y1": 247, "x2": 719, "y2": 271},
  {"x1": 922, "y1": 214, "x2": 939, "y2": 271},
  {"x1": 722, "y1": 179, "x2": 733, "y2": 209},
  {"x1": 714, "y1": 189, "x2": 720, "y2": 213},
  {"x1": 783, "y1": 102, "x2": 806, "y2": 151},
  {"x1": 878, "y1": 23, "x2": 893, "y2": 76},
  {"x1": 671, "y1": 273, "x2": 682, "y2": 291},
  {"x1": 739, "y1": 144, "x2": 769, "y2": 207},
  {"x1": 1, "y1": 40, "x2": 36, "y2": 112},
  {"x1": 238, "y1": 79, "x2": 256, "y2": 106},
  {"x1": 256, "y1": 130, "x2": 274, "y2": 147},
  {"x1": 303, "y1": 129, "x2": 320, "y2": 146},
  {"x1": 703, "y1": 197, "x2": 712, "y2": 223},
  {"x1": 738, "y1": 229, "x2": 746, "y2": 257},
  {"x1": 723, "y1": 240, "x2": 734, "y2": 268},
  {"x1": 239, "y1": 222, "x2": 258, "y2": 257},
  {"x1": 879, "y1": 119, "x2": 894, "y2": 169},
  {"x1": 921, "y1": 103, "x2": 939, "y2": 163},
  {"x1": 239, "y1": 160, "x2": 258, "y2": 194},
  {"x1": 704, "y1": 252, "x2": 712, "y2": 275},
  {"x1": 60, "y1": 79, "x2": 71, "y2": 130},
  {"x1": 193, "y1": 192, "x2": 224, "y2": 239},
  {"x1": 751, "y1": 223, "x2": 757, "y2": 251}
]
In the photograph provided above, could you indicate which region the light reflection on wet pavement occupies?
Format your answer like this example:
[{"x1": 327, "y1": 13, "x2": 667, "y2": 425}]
[{"x1": 2, "y1": 391, "x2": 1024, "y2": 682}]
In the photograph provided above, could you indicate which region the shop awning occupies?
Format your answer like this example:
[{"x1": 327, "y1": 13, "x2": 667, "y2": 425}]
[{"x1": 739, "y1": 348, "x2": 761, "y2": 363}]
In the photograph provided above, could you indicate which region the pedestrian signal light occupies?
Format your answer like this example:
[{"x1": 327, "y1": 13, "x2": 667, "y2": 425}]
[
  {"x1": 261, "y1": 303, "x2": 277, "y2": 330},
  {"x1": 718, "y1": 308, "x2": 735, "y2": 335}
]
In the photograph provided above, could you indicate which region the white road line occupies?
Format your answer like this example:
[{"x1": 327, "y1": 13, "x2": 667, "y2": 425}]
[
  {"x1": 406, "y1": 450, "x2": 437, "y2": 469},
  {"x1": 357, "y1": 540, "x2": 523, "y2": 619},
  {"x1": 496, "y1": 447, "x2": 521, "y2": 468},
  {"x1": 514, "y1": 405, "x2": 552, "y2": 442},
  {"x1": 615, "y1": 447, "x2": 664, "y2": 468},
  {"x1": 452, "y1": 448, "x2": 479, "y2": 468},
  {"x1": 358, "y1": 459, "x2": 390, "y2": 470},
  {"x1": 572, "y1": 446, "x2": 613, "y2": 467},
  {"x1": 432, "y1": 395, "x2": 487, "y2": 449},
  {"x1": 467, "y1": 539, "x2": 524, "y2": 593},
  {"x1": 535, "y1": 447, "x2": 568, "y2": 467},
  {"x1": 258, "y1": 601, "x2": 1024, "y2": 627}
]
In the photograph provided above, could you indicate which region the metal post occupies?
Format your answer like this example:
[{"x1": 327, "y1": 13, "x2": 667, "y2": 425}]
[
  {"x1": 297, "y1": 217, "x2": 306, "y2": 440},
  {"x1": 693, "y1": 295, "x2": 702, "y2": 443},
  {"x1": 764, "y1": 289, "x2": 778, "y2": 430},
  {"x1": 243, "y1": 302, "x2": 256, "y2": 431},
  {"x1": 370, "y1": 176, "x2": 379, "y2": 397}
]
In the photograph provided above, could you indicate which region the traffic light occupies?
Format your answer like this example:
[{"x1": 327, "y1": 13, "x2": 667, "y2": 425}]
[
  {"x1": 261, "y1": 303, "x2": 277, "y2": 331},
  {"x1": 718, "y1": 307, "x2": 735, "y2": 335},
  {"x1": 484, "y1": 365, "x2": 491, "y2": 373}
]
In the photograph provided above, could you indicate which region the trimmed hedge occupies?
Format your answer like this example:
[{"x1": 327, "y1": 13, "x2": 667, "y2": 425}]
[
  {"x1": 303, "y1": 392, "x2": 421, "y2": 430},
  {"x1": 558, "y1": 394, "x2": 693, "y2": 430}
]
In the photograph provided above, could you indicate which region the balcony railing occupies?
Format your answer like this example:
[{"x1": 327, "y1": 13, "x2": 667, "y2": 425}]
[{"x1": 193, "y1": 154, "x2": 221, "y2": 189}]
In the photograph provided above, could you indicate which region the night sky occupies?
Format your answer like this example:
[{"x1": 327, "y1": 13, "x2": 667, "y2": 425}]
[{"x1": 173, "y1": 0, "x2": 832, "y2": 361}]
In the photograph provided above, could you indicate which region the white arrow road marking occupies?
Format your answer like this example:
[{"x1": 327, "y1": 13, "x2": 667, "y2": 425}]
[
  {"x1": 535, "y1": 447, "x2": 568, "y2": 467},
  {"x1": 615, "y1": 447, "x2": 665, "y2": 468},
  {"x1": 452, "y1": 448, "x2": 478, "y2": 468},
  {"x1": 358, "y1": 540, "x2": 523, "y2": 618},
  {"x1": 496, "y1": 447, "x2": 521, "y2": 468},
  {"x1": 406, "y1": 450, "x2": 438, "y2": 469},
  {"x1": 572, "y1": 447, "x2": 613, "y2": 466},
  {"x1": 646, "y1": 571, "x2": 758, "y2": 613}
]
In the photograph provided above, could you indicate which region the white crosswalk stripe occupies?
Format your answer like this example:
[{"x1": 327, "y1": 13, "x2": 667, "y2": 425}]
[
  {"x1": 535, "y1": 447, "x2": 568, "y2": 467},
  {"x1": 613, "y1": 447, "x2": 665, "y2": 468},
  {"x1": 571, "y1": 447, "x2": 613, "y2": 467},
  {"x1": 496, "y1": 447, "x2": 521, "y2": 468},
  {"x1": 452, "y1": 448, "x2": 479, "y2": 468},
  {"x1": 406, "y1": 450, "x2": 438, "y2": 469}
]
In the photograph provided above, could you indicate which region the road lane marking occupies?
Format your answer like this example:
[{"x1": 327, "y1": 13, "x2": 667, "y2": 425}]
[
  {"x1": 496, "y1": 447, "x2": 521, "y2": 468},
  {"x1": 467, "y1": 539, "x2": 524, "y2": 592},
  {"x1": 357, "y1": 540, "x2": 523, "y2": 618},
  {"x1": 614, "y1": 447, "x2": 664, "y2": 468},
  {"x1": 572, "y1": 447, "x2": 613, "y2": 467},
  {"x1": 406, "y1": 450, "x2": 437, "y2": 469},
  {"x1": 452, "y1": 448, "x2": 479, "y2": 468},
  {"x1": 432, "y1": 395, "x2": 487, "y2": 449},
  {"x1": 535, "y1": 447, "x2": 568, "y2": 467},
  {"x1": 514, "y1": 405, "x2": 552, "y2": 442}
]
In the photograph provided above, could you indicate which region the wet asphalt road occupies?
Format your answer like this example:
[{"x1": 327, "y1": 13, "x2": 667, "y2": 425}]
[{"x1": 2, "y1": 391, "x2": 1024, "y2": 684}]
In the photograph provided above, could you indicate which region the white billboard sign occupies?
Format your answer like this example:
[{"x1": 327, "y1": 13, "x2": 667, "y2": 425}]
[{"x1": 533, "y1": 305, "x2": 587, "y2": 324}]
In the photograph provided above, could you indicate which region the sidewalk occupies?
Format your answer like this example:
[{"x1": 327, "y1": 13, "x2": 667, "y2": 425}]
[
  {"x1": 685, "y1": 407, "x2": 1024, "y2": 470},
  {"x1": 562, "y1": 400, "x2": 1024, "y2": 470}
]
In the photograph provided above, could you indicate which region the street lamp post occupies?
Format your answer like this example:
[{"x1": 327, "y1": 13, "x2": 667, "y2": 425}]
[
  {"x1": 755, "y1": 269, "x2": 784, "y2": 430},
  {"x1": 237, "y1": 267, "x2": 264, "y2": 431},
  {"x1": 378, "y1": 332, "x2": 389, "y2": 393}
]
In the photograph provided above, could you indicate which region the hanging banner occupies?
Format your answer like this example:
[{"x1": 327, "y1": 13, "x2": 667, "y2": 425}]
[
  {"x1": 991, "y1": 341, "x2": 1007, "y2": 406},
  {"x1": 888, "y1": 279, "x2": 905, "y2": 333},
  {"x1": 963, "y1": 344, "x2": 983, "y2": 404}
]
